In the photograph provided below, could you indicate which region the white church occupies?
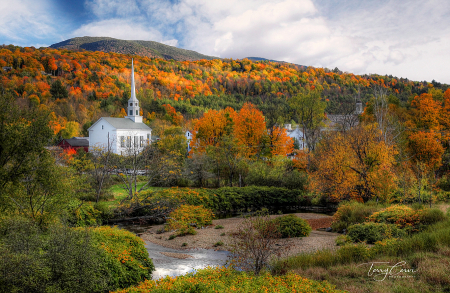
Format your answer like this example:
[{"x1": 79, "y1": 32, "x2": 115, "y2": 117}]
[{"x1": 88, "y1": 60, "x2": 152, "y2": 155}]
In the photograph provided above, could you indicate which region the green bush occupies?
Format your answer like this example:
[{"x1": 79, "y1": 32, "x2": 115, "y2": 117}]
[
  {"x1": 420, "y1": 208, "x2": 446, "y2": 225},
  {"x1": 347, "y1": 222, "x2": 406, "y2": 244},
  {"x1": 272, "y1": 214, "x2": 312, "y2": 238},
  {"x1": 335, "y1": 235, "x2": 351, "y2": 246},
  {"x1": 176, "y1": 226, "x2": 197, "y2": 236},
  {"x1": 145, "y1": 186, "x2": 314, "y2": 216},
  {"x1": 88, "y1": 226, "x2": 155, "y2": 289},
  {"x1": 367, "y1": 205, "x2": 444, "y2": 233},
  {"x1": 66, "y1": 200, "x2": 112, "y2": 227},
  {"x1": 331, "y1": 201, "x2": 383, "y2": 232},
  {"x1": 0, "y1": 218, "x2": 122, "y2": 293},
  {"x1": 166, "y1": 204, "x2": 214, "y2": 231},
  {"x1": 245, "y1": 160, "x2": 308, "y2": 190}
]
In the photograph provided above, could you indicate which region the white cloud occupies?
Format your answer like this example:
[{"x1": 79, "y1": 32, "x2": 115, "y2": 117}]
[
  {"x1": 71, "y1": 0, "x2": 450, "y2": 82},
  {"x1": 0, "y1": 0, "x2": 55, "y2": 44}
]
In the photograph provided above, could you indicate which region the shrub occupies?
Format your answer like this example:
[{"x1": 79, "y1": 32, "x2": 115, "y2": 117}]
[
  {"x1": 215, "y1": 225, "x2": 224, "y2": 229},
  {"x1": 214, "y1": 241, "x2": 224, "y2": 247},
  {"x1": 176, "y1": 226, "x2": 197, "y2": 237},
  {"x1": 347, "y1": 222, "x2": 406, "y2": 244},
  {"x1": 145, "y1": 186, "x2": 313, "y2": 216},
  {"x1": 113, "y1": 266, "x2": 345, "y2": 293},
  {"x1": 336, "y1": 243, "x2": 374, "y2": 262},
  {"x1": 335, "y1": 235, "x2": 351, "y2": 246},
  {"x1": 331, "y1": 201, "x2": 382, "y2": 232},
  {"x1": 420, "y1": 208, "x2": 446, "y2": 225},
  {"x1": 368, "y1": 205, "x2": 422, "y2": 232},
  {"x1": 0, "y1": 218, "x2": 152, "y2": 293},
  {"x1": 88, "y1": 226, "x2": 155, "y2": 289},
  {"x1": 272, "y1": 214, "x2": 312, "y2": 238},
  {"x1": 166, "y1": 204, "x2": 214, "y2": 231}
]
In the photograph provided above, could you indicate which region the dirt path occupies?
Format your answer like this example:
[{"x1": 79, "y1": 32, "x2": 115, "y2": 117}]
[{"x1": 141, "y1": 213, "x2": 340, "y2": 257}]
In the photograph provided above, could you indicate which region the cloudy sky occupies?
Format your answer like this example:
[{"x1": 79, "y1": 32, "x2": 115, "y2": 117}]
[{"x1": 1, "y1": 0, "x2": 449, "y2": 83}]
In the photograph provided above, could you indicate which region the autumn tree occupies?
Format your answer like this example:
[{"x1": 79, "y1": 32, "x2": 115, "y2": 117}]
[
  {"x1": 311, "y1": 124, "x2": 397, "y2": 202},
  {"x1": 234, "y1": 103, "x2": 266, "y2": 158}
]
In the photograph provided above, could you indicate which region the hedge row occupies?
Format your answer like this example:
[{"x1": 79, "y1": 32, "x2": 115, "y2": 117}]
[{"x1": 148, "y1": 186, "x2": 314, "y2": 214}]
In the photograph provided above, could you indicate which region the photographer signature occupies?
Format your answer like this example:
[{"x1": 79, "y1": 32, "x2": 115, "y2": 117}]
[{"x1": 358, "y1": 261, "x2": 417, "y2": 281}]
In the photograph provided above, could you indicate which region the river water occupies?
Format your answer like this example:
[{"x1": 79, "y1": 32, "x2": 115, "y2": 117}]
[{"x1": 145, "y1": 241, "x2": 229, "y2": 280}]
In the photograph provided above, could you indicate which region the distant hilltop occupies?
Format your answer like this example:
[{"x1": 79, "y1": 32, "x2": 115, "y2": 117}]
[
  {"x1": 50, "y1": 37, "x2": 305, "y2": 66},
  {"x1": 50, "y1": 36, "x2": 218, "y2": 61},
  {"x1": 246, "y1": 57, "x2": 306, "y2": 68}
]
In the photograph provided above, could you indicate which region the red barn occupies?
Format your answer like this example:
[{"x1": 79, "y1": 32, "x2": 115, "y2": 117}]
[{"x1": 57, "y1": 137, "x2": 89, "y2": 153}]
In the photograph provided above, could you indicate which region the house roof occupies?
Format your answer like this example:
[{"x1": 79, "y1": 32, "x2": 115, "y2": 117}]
[
  {"x1": 60, "y1": 137, "x2": 89, "y2": 147},
  {"x1": 89, "y1": 117, "x2": 152, "y2": 131}
]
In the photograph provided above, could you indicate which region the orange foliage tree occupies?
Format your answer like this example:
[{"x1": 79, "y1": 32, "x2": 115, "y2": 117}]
[
  {"x1": 310, "y1": 124, "x2": 397, "y2": 202},
  {"x1": 234, "y1": 103, "x2": 266, "y2": 158}
]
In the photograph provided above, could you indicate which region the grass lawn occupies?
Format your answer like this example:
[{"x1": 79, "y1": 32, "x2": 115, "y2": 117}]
[{"x1": 107, "y1": 182, "x2": 166, "y2": 208}]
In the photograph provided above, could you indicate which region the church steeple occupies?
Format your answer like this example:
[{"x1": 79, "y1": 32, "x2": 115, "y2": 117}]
[{"x1": 126, "y1": 59, "x2": 142, "y2": 123}]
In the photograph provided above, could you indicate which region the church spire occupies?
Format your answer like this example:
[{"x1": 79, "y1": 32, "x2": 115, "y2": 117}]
[
  {"x1": 130, "y1": 58, "x2": 137, "y2": 101},
  {"x1": 126, "y1": 58, "x2": 142, "y2": 123}
]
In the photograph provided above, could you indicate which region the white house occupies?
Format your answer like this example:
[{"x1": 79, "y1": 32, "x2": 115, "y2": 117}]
[
  {"x1": 284, "y1": 124, "x2": 305, "y2": 150},
  {"x1": 185, "y1": 130, "x2": 193, "y2": 152},
  {"x1": 88, "y1": 59, "x2": 152, "y2": 155}
]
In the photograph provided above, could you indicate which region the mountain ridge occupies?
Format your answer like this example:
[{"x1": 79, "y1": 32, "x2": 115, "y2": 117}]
[{"x1": 50, "y1": 36, "x2": 217, "y2": 61}]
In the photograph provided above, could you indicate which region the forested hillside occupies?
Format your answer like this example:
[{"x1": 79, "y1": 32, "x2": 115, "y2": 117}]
[
  {"x1": 50, "y1": 37, "x2": 217, "y2": 61},
  {"x1": 0, "y1": 44, "x2": 448, "y2": 140}
]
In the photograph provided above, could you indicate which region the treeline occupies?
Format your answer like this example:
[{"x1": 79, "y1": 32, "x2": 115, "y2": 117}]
[{"x1": 1, "y1": 45, "x2": 448, "y2": 139}]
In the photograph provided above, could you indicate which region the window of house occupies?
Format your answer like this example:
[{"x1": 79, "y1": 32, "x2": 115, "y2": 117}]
[
  {"x1": 134, "y1": 136, "x2": 138, "y2": 147},
  {"x1": 120, "y1": 136, "x2": 125, "y2": 147},
  {"x1": 102, "y1": 125, "x2": 104, "y2": 130},
  {"x1": 140, "y1": 136, "x2": 144, "y2": 147},
  {"x1": 129, "y1": 110, "x2": 133, "y2": 116},
  {"x1": 126, "y1": 136, "x2": 131, "y2": 147},
  {"x1": 147, "y1": 133, "x2": 150, "y2": 144},
  {"x1": 136, "y1": 110, "x2": 139, "y2": 115}
]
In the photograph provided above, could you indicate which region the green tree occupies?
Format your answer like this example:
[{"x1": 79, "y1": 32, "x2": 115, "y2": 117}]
[
  {"x1": 4, "y1": 152, "x2": 77, "y2": 226},
  {"x1": 289, "y1": 88, "x2": 326, "y2": 152},
  {"x1": 60, "y1": 121, "x2": 80, "y2": 139},
  {"x1": 0, "y1": 91, "x2": 53, "y2": 206},
  {"x1": 50, "y1": 79, "x2": 68, "y2": 100}
]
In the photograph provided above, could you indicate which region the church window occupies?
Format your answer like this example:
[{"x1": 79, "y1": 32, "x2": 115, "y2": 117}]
[
  {"x1": 120, "y1": 136, "x2": 125, "y2": 147},
  {"x1": 136, "y1": 110, "x2": 138, "y2": 115},
  {"x1": 135, "y1": 103, "x2": 138, "y2": 106},
  {"x1": 147, "y1": 133, "x2": 150, "y2": 144},
  {"x1": 129, "y1": 110, "x2": 133, "y2": 116},
  {"x1": 140, "y1": 136, "x2": 144, "y2": 147},
  {"x1": 130, "y1": 103, "x2": 132, "y2": 106},
  {"x1": 126, "y1": 136, "x2": 131, "y2": 147},
  {"x1": 134, "y1": 136, "x2": 138, "y2": 147}
]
